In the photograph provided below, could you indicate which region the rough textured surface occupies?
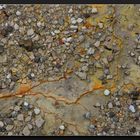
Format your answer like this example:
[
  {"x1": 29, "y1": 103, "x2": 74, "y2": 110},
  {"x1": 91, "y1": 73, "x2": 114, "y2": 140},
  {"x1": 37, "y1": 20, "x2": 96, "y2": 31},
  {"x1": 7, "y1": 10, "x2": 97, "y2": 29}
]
[{"x1": 0, "y1": 4, "x2": 140, "y2": 136}]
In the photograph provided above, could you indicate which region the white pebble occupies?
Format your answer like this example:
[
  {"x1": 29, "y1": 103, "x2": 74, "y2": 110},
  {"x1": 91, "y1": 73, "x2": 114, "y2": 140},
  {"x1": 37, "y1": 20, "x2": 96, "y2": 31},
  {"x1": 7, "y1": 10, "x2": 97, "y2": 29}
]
[
  {"x1": 104, "y1": 89, "x2": 110, "y2": 96},
  {"x1": 31, "y1": 73, "x2": 35, "y2": 77},
  {"x1": 34, "y1": 108, "x2": 40, "y2": 115},
  {"x1": 92, "y1": 7, "x2": 98, "y2": 14},
  {"x1": 68, "y1": 8, "x2": 73, "y2": 13},
  {"x1": 129, "y1": 105, "x2": 136, "y2": 113},
  {"x1": 77, "y1": 18, "x2": 83, "y2": 23},
  {"x1": 6, "y1": 73, "x2": 11, "y2": 79},
  {"x1": 14, "y1": 24, "x2": 19, "y2": 30},
  {"x1": 37, "y1": 22, "x2": 42, "y2": 27},
  {"x1": 98, "y1": 22, "x2": 103, "y2": 29},
  {"x1": 66, "y1": 37, "x2": 73, "y2": 42},
  {"x1": 16, "y1": 11, "x2": 21, "y2": 16},
  {"x1": 54, "y1": 30, "x2": 60, "y2": 34},
  {"x1": 70, "y1": 25, "x2": 78, "y2": 29},
  {"x1": 59, "y1": 125, "x2": 65, "y2": 130},
  {"x1": 24, "y1": 101, "x2": 29, "y2": 107}
]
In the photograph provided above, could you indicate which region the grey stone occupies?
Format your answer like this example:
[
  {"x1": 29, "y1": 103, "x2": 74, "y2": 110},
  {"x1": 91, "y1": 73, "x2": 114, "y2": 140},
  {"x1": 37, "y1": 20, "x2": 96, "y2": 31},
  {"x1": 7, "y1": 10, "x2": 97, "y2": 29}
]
[
  {"x1": 108, "y1": 102, "x2": 113, "y2": 109},
  {"x1": 6, "y1": 125, "x2": 14, "y2": 131},
  {"x1": 34, "y1": 108, "x2": 40, "y2": 115},
  {"x1": 17, "y1": 114, "x2": 24, "y2": 121},
  {"x1": 129, "y1": 105, "x2": 136, "y2": 113},
  {"x1": 35, "y1": 117, "x2": 45, "y2": 128},
  {"x1": 22, "y1": 126, "x2": 31, "y2": 136},
  {"x1": 0, "y1": 121, "x2": 4, "y2": 128}
]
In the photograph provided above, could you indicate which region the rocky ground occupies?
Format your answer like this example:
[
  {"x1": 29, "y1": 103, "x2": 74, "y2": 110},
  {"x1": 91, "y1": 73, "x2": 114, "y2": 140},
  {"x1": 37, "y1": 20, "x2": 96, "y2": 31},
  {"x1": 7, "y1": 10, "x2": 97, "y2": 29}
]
[{"x1": 0, "y1": 4, "x2": 140, "y2": 136}]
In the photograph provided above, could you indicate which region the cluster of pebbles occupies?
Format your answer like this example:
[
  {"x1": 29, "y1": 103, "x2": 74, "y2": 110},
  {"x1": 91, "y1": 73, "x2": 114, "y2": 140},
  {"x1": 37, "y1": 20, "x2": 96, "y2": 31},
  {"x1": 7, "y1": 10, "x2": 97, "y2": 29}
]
[
  {"x1": 0, "y1": 4, "x2": 140, "y2": 136},
  {"x1": 0, "y1": 100, "x2": 45, "y2": 136},
  {"x1": 0, "y1": 4, "x2": 120, "y2": 91}
]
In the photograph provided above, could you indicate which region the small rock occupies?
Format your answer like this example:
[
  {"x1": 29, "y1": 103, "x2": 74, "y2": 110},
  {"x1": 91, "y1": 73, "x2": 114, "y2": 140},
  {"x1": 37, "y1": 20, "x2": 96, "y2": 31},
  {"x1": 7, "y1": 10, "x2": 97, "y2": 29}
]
[
  {"x1": 59, "y1": 125, "x2": 65, "y2": 130},
  {"x1": 16, "y1": 11, "x2": 21, "y2": 16},
  {"x1": 25, "y1": 116, "x2": 31, "y2": 122},
  {"x1": 91, "y1": 7, "x2": 98, "y2": 14},
  {"x1": 34, "y1": 108, "x2": 40, "y2": 115},
  {"x1": 0, "y1": 121, "x2": 4, "y2": 128},
  {"x1": 24, "y1": 101, "x2": 29, "y2": 107},
  {"x1": 108, "y1": 102, "x2": 113, "y2": 109},
  {"x1": 75, "y1": 71, "x2": 87, "y2": 80},
  {"x1": 17, "y1": 114, "x2": 24, "y2": 121},
  {"x1": 11, "y1": 111, "x2": 18, "y2": 117},
  {"x1": 14, "y1": 106, "x2": 20, "y2": 112},
  {"x1": 98, "y1": 22, "x2": 103, "y2": 29},
  {"x1": 87, "y1": 48, "x2": 95, "y2": 55},
  {"x1": 6, "y1": 125, "x2": 13, "y2": 131},
  {"x1": 14, "y1": 24, "x2": 19, "y2": 30},
  {"x1": 88, "y1": 124, "x2": 96, "y2": 132},
  {"x1": 22, "y1": 126, "x2": 30, "y2": 136},
  {"x1": 35, "y1": 117, "x2": 45, "y2": 128},
  {"x1": 27, "y1": 29, "x2": 34, "y2": 36},
  {"x1": 8, "y1": 132, "x2": 13, "y2": 136},
  {"x1": 94, "y1": 41, "x2": 100, "y2": 47},
  {"x1": 104, "y1": 89, "x2": 110, "y2": 96},
  {"x1": 77, "y1": 18, "x2": 83, "y2": 23},
  {"x1": 27, "y1": 124, "x2": 33, "y2": 130},
  {"x1": 129, "y1": 105, "x2": 136, "y2": 113},
  {"x1": 84, "y1": 112, "x2": 91, "y2": 119},
  {"x1": 130, "y1": 52, "x2": 135, "y2": 57},
  {"x1": 138, "y1": 56, "x2": 140, "y2": 61}
]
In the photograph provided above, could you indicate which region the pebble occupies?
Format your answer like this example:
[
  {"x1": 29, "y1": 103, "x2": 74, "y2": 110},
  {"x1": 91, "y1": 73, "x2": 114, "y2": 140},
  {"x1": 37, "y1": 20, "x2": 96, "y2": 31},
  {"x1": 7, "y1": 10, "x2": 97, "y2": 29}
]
[
  {"x1": 108, "y1": 102, "x2": 113, "y2": 109},
  {"x1": 16, "y1": 11, "x2": 21, "y2": 16},
  {"x1": 14, "y1": 24, "x2": 19, "y2": 30},
  {"x1": 59, "y1": 125, "x2": 65, "y2": 130},
  {"x1": 8, "y1": 132, "x2": 13, "y2": 136},
  {"x1": 14, "y1": 106, "x2": 20, "y2": 112},
  {"x1": 27, "y1": 124, "x2": 33, "y2": 130},
  {"x1": 6, "y1": 125, "x2": 14, "y2": 131},
  {"x1": 22, "y1": 126, "x2": 30, "y2": 136},
  {"x1": 104, "y1": 89, "x2": 110, "y2": 96},
  {"x1": 17, "y1": 114, "x2": 24, "y2": 121},
  {"x1": 129, "y1": 105, "x2": 136, "y2": 113},
  {"x1": 87, "y1": 48, "x2": 95, "y2": 55},
  {"x1": 25, "y1": 116, "x2": 31, "y2": 122},
  {"x1": 37, "y1": 22, "x2": 42, "y2": 27},
  {"x1": 94, "y1": 41, "x2": 100, "y2": 47},
  {"x1": 130, "y1": 52, "x2": 135, "y2": 57},
  {"x1": 24, "y1": 101, "x2": 29, "y2": 107},
  {"x1": 91, "y1": 7, "x2": 98, "y2": 14},
  {"x1": 77, "y1": 18, "x2": 83, "y2": 23},
  {"x1": 84, "y1": 112, "x2": 91, "y2": 119},
  {"x1": 138, "y1": 56, "x2": 140, "y2": 61},
  {"x1": 27, "y1": 29, "x2": 34, "y2": 36},
  {"x1": 0, "y1": 121, "x2": 4, "y2": 128},
  {"x1": 98, "y1": 22, "x2": 103, "y2": 29},
  {"x1": 35, "y1": 117, "x2": 45, "y2": 128},
  {"x1": 34, "y1": 108, "x2": 40, "y2": 115}
]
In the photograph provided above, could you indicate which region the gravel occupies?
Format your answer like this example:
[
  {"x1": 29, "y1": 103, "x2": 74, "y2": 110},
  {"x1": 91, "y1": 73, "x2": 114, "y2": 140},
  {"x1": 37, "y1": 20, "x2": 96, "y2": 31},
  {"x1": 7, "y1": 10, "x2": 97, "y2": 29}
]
[
  {"x1": 104, "y1": 89, "x2": 110, "y2": 96},
  {"x1": 34, "y1": 108, "x2": 40, "y2": 115},
  {"x1": 22, "y1": 126, "x2": 31, "y2": 136},
  {"x1": 35, "y1": 117, "x2": 45, "y2": 128}
]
